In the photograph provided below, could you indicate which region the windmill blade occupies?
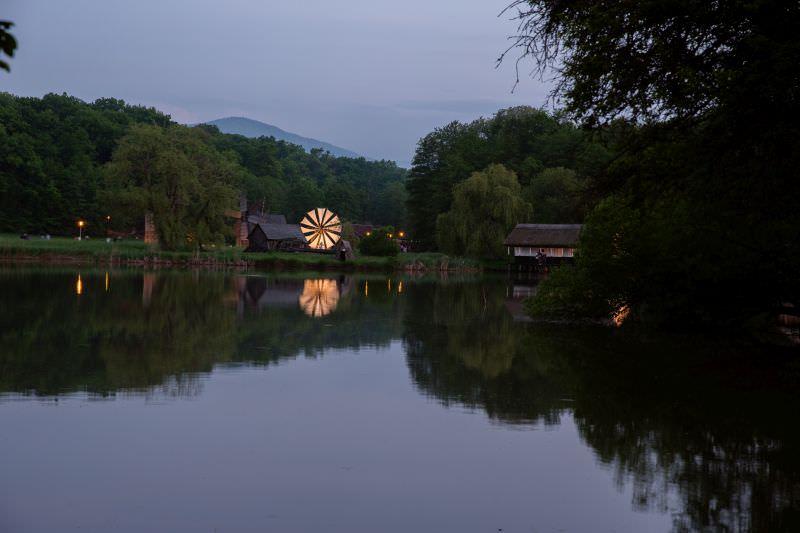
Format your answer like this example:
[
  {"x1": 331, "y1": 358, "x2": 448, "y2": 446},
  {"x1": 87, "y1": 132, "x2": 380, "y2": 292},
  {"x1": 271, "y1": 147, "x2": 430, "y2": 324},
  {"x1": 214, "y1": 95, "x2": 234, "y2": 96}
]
[
  {"x1": 300, "y1": 208, "x2": 341, "y2": 250},
  {"x1": 321, "y1": 209, "x2": 335, "y2": 227}
]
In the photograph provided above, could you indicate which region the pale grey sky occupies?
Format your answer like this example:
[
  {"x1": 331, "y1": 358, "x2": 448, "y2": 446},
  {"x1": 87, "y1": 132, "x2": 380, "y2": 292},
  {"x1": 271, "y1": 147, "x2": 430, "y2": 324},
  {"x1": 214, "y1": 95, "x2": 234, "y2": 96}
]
[{"x1": 3, "y1": 0, "x2": 550, "y2": 166}]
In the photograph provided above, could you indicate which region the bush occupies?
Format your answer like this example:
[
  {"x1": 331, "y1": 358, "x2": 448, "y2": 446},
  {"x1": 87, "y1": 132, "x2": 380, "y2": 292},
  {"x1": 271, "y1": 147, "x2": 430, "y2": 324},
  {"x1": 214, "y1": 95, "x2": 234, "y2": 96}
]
[{"x1": 357, "y1": 226, "x2": 399, "y2": 257}]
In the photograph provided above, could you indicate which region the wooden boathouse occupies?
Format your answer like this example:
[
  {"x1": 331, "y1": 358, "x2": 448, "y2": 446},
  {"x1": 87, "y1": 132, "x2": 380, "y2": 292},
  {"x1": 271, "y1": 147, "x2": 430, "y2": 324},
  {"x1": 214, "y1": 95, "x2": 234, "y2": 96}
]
[{"x1": 504, "y1": 224, "x2": 583, "y2": 268}]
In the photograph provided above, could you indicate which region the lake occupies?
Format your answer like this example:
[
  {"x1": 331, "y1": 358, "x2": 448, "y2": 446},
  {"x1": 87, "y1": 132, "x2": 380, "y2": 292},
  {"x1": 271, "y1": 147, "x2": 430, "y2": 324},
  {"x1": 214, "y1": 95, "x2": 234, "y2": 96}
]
[{"x1": 1, "y1": 269, "x2": 798, "y2": 532}]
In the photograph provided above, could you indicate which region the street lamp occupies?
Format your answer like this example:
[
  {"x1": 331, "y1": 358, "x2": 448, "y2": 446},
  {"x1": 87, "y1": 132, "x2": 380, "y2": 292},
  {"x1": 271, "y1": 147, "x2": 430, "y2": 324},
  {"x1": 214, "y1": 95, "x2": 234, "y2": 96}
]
[{"x1": 77, "y1": 220, "x2": 85, "y2": 240}]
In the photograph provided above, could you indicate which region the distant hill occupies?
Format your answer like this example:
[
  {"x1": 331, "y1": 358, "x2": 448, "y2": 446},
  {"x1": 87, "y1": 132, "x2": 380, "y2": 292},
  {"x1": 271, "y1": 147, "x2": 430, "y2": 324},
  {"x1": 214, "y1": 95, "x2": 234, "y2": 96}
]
[{"x1": 205, "y1": 117, "x2": 362, "y2": 159}]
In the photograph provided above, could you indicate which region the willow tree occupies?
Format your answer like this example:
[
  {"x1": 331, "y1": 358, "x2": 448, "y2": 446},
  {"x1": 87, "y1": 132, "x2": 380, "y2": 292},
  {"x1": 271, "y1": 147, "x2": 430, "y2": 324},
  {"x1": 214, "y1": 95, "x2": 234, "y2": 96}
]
[
  {"x1": 104, "y1": 125, "x2": 239, "y2": 250},
  {"x1": 436, "y1": 164, "x2": 531, "y2": 258}
]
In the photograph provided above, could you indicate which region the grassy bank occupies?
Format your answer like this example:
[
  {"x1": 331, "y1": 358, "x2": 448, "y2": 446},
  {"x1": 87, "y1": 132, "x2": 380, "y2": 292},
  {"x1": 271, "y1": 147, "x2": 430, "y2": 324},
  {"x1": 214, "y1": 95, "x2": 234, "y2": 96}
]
[{"x1": 0, "y1": 234, "x2": 481, "y2": 272}]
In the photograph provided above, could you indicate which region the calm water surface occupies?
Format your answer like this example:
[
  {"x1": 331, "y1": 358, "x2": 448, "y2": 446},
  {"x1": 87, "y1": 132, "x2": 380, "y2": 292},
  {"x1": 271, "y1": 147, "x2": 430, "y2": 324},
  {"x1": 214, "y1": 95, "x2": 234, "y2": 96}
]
[{"x1": 1, "y1": 269, "x2": 798, "y2": 532}]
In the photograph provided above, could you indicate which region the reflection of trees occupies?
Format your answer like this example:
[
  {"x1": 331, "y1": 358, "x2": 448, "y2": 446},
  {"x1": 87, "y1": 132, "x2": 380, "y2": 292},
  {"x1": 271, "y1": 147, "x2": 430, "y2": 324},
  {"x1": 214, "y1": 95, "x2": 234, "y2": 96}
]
[
  {"x1": 0, "y1": 271, "x2": 404, "y2": 395},
  {"x1": 403, "y1": 280, "x2": 575, "y2": 425},
  {"x1": 4, "y1": 271, "x2": 799, "y2": 531},
  {"x1": 403, "y1": 279, "x2": 800, "y2": 532},
  {"x1": 0, "y1": 270, "x2": 236, "y2": 396},
  {"x1": 569, "y1": 341, "x2": 800, "y2": 532},
  {"x1": 234, "y1": 276, "x2": 403, "y2": 364}
]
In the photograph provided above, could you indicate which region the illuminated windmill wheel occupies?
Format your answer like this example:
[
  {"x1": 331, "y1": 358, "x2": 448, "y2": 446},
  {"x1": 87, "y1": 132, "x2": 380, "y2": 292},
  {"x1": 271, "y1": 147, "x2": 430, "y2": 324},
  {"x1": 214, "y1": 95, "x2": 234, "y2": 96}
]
[
  {"x1": 300, "y1": 207, "x2": 341, "y2": 249},
  {"x1": 299, "y1": 279, "x2": 339, "y2": 317}
]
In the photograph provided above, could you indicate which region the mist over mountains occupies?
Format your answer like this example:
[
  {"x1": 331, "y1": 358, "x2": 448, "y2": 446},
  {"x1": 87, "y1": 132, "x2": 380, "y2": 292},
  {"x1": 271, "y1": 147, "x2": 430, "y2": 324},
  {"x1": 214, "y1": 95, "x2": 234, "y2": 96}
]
[{"x1": 205, "y1": 116, "x2": 363, "y2": 160}]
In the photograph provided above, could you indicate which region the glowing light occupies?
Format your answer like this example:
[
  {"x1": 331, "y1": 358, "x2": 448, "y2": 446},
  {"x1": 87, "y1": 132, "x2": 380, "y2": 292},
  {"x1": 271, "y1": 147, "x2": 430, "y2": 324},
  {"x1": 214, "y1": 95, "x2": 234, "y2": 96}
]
[
  {"x1": 366, "y1": 231, "x2": 371, "y2": 236},
  {"x1": 398, "y1": 280, "x2": 403, "y2": 294},
  {"x1": 298, "y1": 279, "x2": 340, "y2": 317},
  {"x1": 105, "y1": 271, "x2": 109, "y2": 292},
  {"x1": 364, "y1": 280, "x2": 368, "y2": 297},
  {"x1": 77, "y1": 220, "x2": 85, "y2": 228},
  {"x1": 387, "y1": 278, "x2": 392, "y2": 292},
  {"x1": 76, "y1": 274, "x2": 83, "y2": 295},
  {"x1": 300, "y1": 208, "x2": 341, "y2": 249},
  {"x1": 612, "y1": 305, "x2": 630, "y2": 326},
  {"x1": 398, "y1": 231, "x2": 405, "y2": 238}
]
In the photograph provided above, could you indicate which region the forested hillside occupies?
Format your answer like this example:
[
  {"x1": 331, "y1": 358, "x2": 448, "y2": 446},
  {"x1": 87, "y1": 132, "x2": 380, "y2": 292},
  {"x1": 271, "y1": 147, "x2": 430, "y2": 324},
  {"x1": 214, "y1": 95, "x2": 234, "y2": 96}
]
[
  {"x1": 0, "y1": 93, "x2": 408, "y2": 238},
  {"x1": 407, "y1": 106, "x2": 612, "y2": 252}
]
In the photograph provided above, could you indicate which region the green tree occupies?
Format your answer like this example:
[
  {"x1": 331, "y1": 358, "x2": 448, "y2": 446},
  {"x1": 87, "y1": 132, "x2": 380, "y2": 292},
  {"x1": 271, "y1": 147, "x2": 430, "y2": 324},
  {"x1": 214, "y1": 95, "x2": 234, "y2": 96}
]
[
  {"x1": 285, "y1": 177, "x2": 322, "y2": 223},
  {"x1": 358, "y1": 226, "x2": 399, "y2": 257},
  {"x1": 373, "y1": 181, "x2": 408, "y2": 230},
  {"x1": 104, "y1": 125, "x2": 238, "y2": 250},
  {"x1": 0, "y1": 93, "x2": 408, "y2": 235},
  {"x1": 407, "y1": 107, "x2": 607, "y2": 250},
  {"x1": 526, "y1": 167, "x2": 584, "y2": 223},
  {"x1": 436, "y1": 164, "x2": 531, "y2": 258},
  {"x1": 504, "y1": 0, "x2": 800, "y2": 325}
]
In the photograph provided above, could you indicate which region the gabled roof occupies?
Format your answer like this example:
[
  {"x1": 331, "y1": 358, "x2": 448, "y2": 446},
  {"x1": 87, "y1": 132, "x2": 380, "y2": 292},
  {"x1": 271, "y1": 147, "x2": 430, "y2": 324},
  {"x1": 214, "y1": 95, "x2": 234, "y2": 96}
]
[
  {"x1": 250, "y1": 223, "x2": 306, "y2": 241},
  {"x1": 504, "y1": 224, "x2": 583, "y2": 247}
]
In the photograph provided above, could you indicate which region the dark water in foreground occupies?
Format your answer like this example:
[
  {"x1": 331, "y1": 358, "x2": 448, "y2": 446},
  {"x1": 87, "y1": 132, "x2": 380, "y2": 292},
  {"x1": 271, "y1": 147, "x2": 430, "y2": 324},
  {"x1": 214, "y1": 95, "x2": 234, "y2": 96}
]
[{"x1": 0, "y1": 269, "x2": 798, "y2": 533}]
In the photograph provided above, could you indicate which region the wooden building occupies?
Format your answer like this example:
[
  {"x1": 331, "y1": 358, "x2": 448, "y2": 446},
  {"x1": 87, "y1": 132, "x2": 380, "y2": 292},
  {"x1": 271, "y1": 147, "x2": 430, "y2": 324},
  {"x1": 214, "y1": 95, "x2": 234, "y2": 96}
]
[
  {"x1": 504, "y1": 224, "x2": 583, "y2": 267},
  {"x1": 335, "y1": 239, "x2": 354, "y2": 261},
  {"x1": 245, "y1": 222, "x2": 306, "y2": 252},
  {"x1": 235, "y1": 212, "x2": 288, "y2": 248}
]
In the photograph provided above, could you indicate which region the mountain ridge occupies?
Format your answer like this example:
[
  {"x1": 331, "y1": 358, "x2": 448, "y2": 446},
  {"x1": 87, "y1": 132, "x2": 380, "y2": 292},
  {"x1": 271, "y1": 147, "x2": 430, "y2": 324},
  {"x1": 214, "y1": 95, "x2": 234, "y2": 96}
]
[{"x1": 205, "y1": 116, "x2": 362, "y2": 159}]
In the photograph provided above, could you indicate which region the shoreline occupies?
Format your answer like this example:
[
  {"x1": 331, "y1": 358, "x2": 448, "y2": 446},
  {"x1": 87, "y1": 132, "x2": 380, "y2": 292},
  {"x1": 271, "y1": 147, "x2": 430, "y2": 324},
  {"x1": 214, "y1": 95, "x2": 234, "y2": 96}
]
[{"x1": 0, "y1": 250, "x2": 483, "y2": 273}]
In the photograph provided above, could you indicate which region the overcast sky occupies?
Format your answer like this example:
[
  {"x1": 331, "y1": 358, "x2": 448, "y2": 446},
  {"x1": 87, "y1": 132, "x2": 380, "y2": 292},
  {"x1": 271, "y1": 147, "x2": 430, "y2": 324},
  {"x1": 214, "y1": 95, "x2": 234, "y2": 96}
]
[{"x1": 3, "y1": 0, "x2": 550, "y2": 166}]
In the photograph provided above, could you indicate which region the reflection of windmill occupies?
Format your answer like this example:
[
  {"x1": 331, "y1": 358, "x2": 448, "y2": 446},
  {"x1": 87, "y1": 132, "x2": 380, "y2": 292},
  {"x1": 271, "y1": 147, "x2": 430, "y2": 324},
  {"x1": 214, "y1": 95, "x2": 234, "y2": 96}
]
[
  {"x1": 299, "y1": 279, "x2": 340, "y2": 317},
  {"x1": 300, "y1": 208, "x2": 341, "y2": 249}
]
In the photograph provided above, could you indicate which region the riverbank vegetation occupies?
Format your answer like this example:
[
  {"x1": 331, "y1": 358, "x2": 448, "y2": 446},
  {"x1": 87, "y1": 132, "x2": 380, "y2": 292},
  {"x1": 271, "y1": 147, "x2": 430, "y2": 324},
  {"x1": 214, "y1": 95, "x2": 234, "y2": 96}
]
[{"x1": 0, "y1": 234, "x2": 477, "y2": 271}]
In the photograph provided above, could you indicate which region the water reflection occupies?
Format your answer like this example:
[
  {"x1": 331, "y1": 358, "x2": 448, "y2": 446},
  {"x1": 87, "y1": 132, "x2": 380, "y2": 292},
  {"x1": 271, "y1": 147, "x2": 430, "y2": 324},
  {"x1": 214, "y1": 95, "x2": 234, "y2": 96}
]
[
  {"x1": 402, "y1": 279, "x2": 800, "y2": 532},
  {"x1": 1, "y1": 270, "x2": 799, "y2": 531},
  {"x1": 0, "y1": 271, "x2": 406, "y2": 396},
  {"x1": 299, "y1": 279, "x2": 340, "y2": 317}
]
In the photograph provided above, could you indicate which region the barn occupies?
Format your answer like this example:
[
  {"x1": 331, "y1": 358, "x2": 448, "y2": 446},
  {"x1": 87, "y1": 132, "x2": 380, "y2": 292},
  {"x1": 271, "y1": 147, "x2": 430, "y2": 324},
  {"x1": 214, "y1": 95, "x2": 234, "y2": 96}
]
[
  {"x1": 235, "y1": 212, "x2": 288, "y2": 248},
  {"x1": 504, "y1": 224, "x2": 583, "y2": 267},
  {"x1": 245, "y1": 222, "x2": 307, "y2": 252}
]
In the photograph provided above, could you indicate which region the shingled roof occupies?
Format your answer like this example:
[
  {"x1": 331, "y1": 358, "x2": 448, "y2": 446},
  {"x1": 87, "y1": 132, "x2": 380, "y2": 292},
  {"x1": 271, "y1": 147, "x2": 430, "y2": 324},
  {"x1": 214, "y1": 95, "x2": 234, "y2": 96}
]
[
  {"x1": 252, "y1": 222, "x2": 306, "y2": 241},
  {"x1": 504, "y1": 224, "x2": 583, "y2": 247}
]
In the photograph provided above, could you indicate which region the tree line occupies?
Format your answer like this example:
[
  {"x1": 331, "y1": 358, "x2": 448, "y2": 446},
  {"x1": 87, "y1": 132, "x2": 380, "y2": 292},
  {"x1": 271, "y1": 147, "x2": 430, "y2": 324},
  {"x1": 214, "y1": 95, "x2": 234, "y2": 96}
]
[
  {"x1": 406, "y1": 106, "x2": 612, "y2": 253},
  {"x1": 0, "y1": 92, "x2": 408, "y2": 246},
  {"x1": 407, "y1": 0, "x2": 799, "y2": 327}
]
